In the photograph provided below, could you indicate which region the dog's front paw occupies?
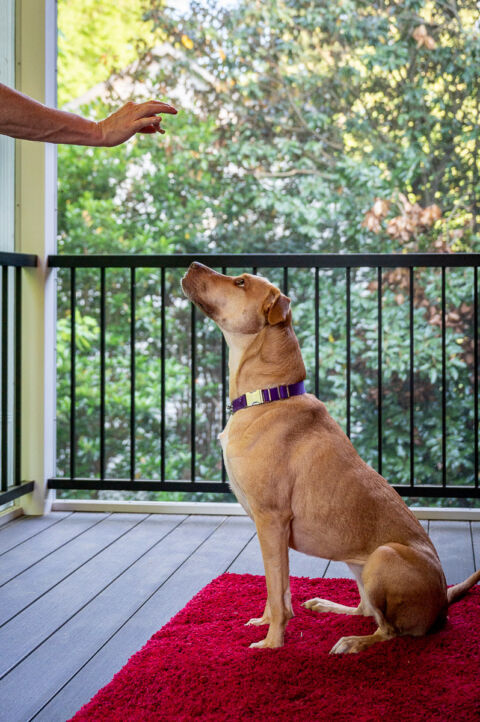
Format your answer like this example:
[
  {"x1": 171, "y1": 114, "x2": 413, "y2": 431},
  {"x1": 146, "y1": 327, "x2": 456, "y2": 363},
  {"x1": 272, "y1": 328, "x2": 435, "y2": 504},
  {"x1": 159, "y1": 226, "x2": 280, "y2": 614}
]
[{"x1": 249, "y1": 637, "x2": 283, "y2": 649}]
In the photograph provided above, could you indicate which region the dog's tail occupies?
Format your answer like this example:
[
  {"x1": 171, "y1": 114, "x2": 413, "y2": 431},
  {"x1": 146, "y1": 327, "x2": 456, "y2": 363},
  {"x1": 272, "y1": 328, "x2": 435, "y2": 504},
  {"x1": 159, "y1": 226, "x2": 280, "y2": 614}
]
[{"x1": 447, "y1": 569, "x2": 480, "y2": 605}]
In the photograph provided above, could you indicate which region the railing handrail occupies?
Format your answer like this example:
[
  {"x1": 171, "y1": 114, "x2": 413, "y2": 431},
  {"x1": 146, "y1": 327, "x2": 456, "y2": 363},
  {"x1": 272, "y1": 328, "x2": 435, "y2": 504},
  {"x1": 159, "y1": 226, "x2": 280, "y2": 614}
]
[
  {"x1": 0, "y1": 251, "x2": 37, "y2": 268},
  {"x1": 48, "y1": 252, "x2": 480, "y2": 269}
]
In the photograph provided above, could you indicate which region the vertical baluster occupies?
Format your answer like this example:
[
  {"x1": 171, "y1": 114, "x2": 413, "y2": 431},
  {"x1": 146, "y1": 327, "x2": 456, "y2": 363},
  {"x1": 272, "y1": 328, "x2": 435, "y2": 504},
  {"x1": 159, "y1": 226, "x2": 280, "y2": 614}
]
[
  {"x1": 1, "y1": 267, "x2": 8, "y2": 491},
  {"x1": 191, "y1": 302, "x2": 197, "y2": 483},
  {"x1": 441, "y1": 266, "x2": 447, "y2": 488},
  {"x1": 130, "y1": 267, "x2": 136, "y2": 481},
  {"x1": 70, "y1": 267, "x2": 76, "y2": 481},
  {"x1": 315, "y1": 267, "x2": 319, "y2": 399},
  {"x1": 160, "y1": 267, "x2": 166, "y2": 484},
  {"x1": 346, "y1": 267, "x2": 351, "y2": 438},
  {"x1": 474, "y1": 266, "x2": 479, "y2": 489},
  {"x1": 14, "y1": 267, "x2": 22, "y2": 486},
  {"x1": 377, "y1": 266, "x2": 383, "y2": 476},
  {"x1": 409, "y1": 267, "x2": 415, "y2": 488},
  {"x1": 100, "y1": 267, "x2": 106, "y2": 480},
  {"x1": 221, "y1": 267, "x2": 227, "y2": 484}
]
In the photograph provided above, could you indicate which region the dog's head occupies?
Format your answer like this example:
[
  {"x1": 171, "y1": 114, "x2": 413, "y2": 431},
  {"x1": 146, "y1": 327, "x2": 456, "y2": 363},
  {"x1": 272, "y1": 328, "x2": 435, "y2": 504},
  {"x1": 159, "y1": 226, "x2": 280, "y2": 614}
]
[{"x1": 181, "y1": 262, "x2": 291, "y2": 335}]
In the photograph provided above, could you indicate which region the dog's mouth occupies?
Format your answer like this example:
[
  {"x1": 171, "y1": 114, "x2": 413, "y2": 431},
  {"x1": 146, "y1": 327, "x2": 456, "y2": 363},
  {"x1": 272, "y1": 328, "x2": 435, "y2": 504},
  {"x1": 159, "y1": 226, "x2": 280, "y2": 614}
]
[
  {"x1": 181, "y1": 271, "x2": 217, "y2": 320},
  {"x1": 180, "y1": 272, "x2": 192, "y2": 299},
  {"x1": 180, "y1": 267, "x2": 198, "y2": 301}
]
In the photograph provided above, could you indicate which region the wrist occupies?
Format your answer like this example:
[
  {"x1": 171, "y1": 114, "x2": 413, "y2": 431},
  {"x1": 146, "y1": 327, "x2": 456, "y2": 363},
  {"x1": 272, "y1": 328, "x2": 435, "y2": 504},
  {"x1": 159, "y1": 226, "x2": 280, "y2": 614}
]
[{"x1": 92, "y1": 120, "x2": 106, "y2": 147}]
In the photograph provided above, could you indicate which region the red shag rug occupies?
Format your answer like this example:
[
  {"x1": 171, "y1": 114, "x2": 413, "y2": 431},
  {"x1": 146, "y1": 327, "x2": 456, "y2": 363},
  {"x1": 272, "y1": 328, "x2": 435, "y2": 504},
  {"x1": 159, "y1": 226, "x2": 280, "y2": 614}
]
[{"x1": 71, "y1": 574, "x2": 480, "y2": 721}]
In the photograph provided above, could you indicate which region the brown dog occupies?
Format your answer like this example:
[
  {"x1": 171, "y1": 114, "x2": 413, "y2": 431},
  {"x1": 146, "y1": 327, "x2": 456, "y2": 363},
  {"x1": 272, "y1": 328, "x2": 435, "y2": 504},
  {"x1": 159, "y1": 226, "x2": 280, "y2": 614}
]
[{"x1": 182, "y1": 262, "x2": 480, "y2": 653}]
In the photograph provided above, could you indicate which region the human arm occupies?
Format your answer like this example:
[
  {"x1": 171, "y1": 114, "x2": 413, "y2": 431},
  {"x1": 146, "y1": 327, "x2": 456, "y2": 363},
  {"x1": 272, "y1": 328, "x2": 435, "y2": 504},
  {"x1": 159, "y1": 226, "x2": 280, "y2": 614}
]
[{"x1": 0, "y1": 83, "x2": 177, "y2": 146}]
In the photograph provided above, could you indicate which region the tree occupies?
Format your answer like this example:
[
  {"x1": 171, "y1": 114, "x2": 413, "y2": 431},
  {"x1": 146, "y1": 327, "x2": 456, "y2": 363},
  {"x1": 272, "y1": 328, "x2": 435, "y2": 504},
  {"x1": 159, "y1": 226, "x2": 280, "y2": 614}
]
[
  {"x1": 56, "y1": 0, "x2": 480, "y2": 506},
  {"x1": 57, "y1": 0, "x2": 164, "y2": 106}
]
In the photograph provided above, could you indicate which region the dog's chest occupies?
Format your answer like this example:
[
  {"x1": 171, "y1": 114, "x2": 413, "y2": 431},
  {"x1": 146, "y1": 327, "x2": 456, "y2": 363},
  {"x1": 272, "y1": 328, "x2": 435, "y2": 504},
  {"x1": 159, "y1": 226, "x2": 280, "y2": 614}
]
[{"x1": 218, "y1": 421, "x2": 253, "y2": 518}]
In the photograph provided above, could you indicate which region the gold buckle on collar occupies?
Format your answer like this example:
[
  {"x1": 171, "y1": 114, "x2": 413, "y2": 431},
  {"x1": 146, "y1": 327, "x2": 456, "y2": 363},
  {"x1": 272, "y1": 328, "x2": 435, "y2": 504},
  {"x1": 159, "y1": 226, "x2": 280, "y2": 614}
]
[{"x1": 245, "y1": 389, "x2": 263, "y2": 407}]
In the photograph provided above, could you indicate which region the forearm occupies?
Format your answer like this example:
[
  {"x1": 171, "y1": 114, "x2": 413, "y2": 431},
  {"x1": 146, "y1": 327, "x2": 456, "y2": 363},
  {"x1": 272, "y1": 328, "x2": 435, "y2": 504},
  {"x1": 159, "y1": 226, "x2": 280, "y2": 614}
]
[{"x1": 0, "y1": 83, "x2": 102, "y2": 145}]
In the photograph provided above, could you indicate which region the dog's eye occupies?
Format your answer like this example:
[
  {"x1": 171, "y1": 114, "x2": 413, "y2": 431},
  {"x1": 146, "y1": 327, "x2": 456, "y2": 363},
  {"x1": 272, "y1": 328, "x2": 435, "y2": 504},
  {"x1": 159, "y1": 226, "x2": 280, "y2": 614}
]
[{"x1": 234, "y1": 278, "x2": 245, "y2": 287}]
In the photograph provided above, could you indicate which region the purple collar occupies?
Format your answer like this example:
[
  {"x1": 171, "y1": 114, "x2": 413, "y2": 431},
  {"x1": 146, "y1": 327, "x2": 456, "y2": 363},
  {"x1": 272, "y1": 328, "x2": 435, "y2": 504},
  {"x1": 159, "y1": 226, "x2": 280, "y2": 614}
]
[{"x1": 228, "y1": 381, "x2": 306, "y2": 414}]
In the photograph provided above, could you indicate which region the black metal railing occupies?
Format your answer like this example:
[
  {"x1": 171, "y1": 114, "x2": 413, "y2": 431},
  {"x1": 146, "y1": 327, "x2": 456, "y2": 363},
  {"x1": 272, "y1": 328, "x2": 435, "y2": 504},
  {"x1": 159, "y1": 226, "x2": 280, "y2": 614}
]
[
  {"x1": 47, "y1": 253, "x2": 480, "y2": 499},
  {"x1": 0, "y1": 251, "x2": 37, "y2": 506}
]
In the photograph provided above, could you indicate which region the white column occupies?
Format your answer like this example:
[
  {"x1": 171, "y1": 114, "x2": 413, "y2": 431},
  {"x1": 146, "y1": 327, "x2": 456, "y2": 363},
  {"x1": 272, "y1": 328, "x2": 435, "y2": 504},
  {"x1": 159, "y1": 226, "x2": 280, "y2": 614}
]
[
  {"x1": 0, "y1": 0, "x2": 15, "y2": 253},
  {"x1": 0, "y1": 0, "x2": 16, "y2": 492},
  {"x1": 15, "y1": 0, "x2": 57, "y2": 515}
]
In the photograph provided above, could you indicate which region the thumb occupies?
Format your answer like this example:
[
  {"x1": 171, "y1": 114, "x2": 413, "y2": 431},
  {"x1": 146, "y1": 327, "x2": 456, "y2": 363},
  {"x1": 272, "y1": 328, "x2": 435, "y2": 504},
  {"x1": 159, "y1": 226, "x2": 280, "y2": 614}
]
[{"x1": 133, "y1": 116, "x2": 161, "y2": 132}]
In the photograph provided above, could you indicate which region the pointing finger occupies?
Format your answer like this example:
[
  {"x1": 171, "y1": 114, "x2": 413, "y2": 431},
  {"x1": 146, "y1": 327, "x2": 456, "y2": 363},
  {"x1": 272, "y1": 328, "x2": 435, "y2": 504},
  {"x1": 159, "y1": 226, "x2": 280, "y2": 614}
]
[{"x1": 139, "y1": 100, "x2": 177, "y2": 115}]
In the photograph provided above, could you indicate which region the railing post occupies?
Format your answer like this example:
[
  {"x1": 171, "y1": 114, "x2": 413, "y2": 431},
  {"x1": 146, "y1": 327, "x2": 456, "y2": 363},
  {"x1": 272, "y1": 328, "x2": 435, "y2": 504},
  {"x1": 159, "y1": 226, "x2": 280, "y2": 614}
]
[{"x1": 14, "y1": 0, "x2": 57, "y2": 514}]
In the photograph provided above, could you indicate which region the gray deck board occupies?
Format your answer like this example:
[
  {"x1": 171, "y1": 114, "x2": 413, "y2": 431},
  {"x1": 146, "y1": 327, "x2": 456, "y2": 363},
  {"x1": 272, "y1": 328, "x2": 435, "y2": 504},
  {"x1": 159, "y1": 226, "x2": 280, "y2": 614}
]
[
  {"x1": 225, "y1": 520, "x2": 330, "y2": 578},
  {"x1": 0, "y1": 512, "x2": 105, "y2": 586},
  {"x1": 324, "y1": 560, "x2": 357, "y2": 579},
  {"x1": 0, "y1": 513, "x2": 127, "y2": 627},
  {"x1": 0, "y1": 515, "x2": 215, "y2": 722},
  {"x1": 472, "y1": 522, "x2": 480, "y2": 569},
  {"x1": 35, "y1": 516, "x2": 256, "y2": 721},
  {"x1": 0, "y1": 512, "x2": 71, "y2": 555},
  {"x1": 0, "y1": 511, "x2": 477, "y2": 722},
  {"x1": 227, "y1": 531, "x2": 265, "y2": 574},
  {"x1": 428, "y1": 521, "x2": 475, "y2": 584},
  {"x1": 290, "y1": 548, "x2": 330, "y2": 578},
  {"x1": 0, "y1": 513, "x2": 164, "y2": 678}
]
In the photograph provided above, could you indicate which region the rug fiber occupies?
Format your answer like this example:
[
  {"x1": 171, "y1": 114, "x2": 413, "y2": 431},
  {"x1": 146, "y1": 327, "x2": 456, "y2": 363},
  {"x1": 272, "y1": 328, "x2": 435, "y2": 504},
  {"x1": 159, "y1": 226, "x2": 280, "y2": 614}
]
[{"x1": 71, "y1": 573, "x2": 480, "y2": 721}]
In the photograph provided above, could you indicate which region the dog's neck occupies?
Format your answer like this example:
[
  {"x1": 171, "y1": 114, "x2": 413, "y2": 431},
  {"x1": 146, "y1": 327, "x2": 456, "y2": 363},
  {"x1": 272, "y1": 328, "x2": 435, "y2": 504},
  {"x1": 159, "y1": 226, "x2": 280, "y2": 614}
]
[{"x1": 223, "y1": 322, "x2": 306, "y2": 400}]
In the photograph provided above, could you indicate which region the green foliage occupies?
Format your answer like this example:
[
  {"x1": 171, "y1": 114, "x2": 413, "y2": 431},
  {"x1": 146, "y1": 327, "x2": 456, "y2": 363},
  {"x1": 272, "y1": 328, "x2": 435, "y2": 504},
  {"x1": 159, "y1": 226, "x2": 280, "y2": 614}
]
[
  {"x1": 56, "y1": 0, "x2": 480, "y2": 506},
  {"x1": 57, "y1": 0, "x2": 163, "y2": 106}
]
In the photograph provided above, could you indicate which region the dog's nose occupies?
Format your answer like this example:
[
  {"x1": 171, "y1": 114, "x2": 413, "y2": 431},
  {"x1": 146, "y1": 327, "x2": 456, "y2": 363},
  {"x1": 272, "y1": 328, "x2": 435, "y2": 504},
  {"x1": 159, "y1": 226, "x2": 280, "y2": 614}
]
[
  {"x1": 183, "y1": 262, "x2": 202, "y2": 282},
  {"x1": 188, "y1": 261, "x2": 217, "y2": 275}
]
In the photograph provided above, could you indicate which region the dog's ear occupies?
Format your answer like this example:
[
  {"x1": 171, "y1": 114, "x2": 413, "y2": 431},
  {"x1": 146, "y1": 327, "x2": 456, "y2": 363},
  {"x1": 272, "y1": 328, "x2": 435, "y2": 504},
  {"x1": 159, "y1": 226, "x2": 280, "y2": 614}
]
[{"x1": 266, "y1": 292, "x2": 291, "y2": 325}]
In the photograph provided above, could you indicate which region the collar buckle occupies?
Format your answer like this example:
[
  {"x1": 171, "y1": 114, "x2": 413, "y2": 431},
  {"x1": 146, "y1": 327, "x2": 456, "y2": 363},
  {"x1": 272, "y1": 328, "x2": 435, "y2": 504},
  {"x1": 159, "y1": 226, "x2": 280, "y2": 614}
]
[{"x1": 245, "y1": 389, "x2": 263, "y2": 407}]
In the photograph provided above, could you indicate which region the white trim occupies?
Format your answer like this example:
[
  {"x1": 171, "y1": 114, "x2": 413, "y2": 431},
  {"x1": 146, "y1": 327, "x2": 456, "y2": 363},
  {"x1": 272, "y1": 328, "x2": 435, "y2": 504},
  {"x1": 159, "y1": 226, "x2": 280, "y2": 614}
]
[
  {"x1": 43, "y1": 0, "x2": 58, "y2": 514},
  {"x1": 0, "y1": 506, "x2": 23, "y2": 526},
  {"x1": 52, "y1": 500, "x2": 249, "y2": 516},
  {"x1": 0, "y1": 0, "x2": 15, "y2": 252},
  {"x1": 15, "y1": 0, "x2": 57, "y2": 515},
  {"x1": 410, "y1": 507, "x2": 480, "y2": 521},
  {"x1": 51, "y1": 499, "x2": 480, "y2": 520}
]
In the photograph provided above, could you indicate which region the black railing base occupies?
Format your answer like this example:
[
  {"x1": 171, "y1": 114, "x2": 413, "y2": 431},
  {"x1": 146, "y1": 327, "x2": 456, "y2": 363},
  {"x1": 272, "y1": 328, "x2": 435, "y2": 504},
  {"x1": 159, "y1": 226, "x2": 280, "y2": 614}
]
[
  {"x1": 47, "y1": 478, "x2": 480, "y2": 499},
  {"x1": 0, "y1": 481, "x2": 35, "y2": 506},
  {"x1": 48, "y1": 478, "x2": 231, "y2": 494}
]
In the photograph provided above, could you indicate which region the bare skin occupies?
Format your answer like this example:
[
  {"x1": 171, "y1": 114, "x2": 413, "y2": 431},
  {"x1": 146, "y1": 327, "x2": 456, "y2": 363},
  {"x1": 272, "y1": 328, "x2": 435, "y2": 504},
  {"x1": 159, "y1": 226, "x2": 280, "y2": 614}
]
[
  {"x1": 0, "y1": 82, "x2": 177, "y2": 146},
  {"x1": 182, "y1": 262, "x2": 480, "y2": 654}
]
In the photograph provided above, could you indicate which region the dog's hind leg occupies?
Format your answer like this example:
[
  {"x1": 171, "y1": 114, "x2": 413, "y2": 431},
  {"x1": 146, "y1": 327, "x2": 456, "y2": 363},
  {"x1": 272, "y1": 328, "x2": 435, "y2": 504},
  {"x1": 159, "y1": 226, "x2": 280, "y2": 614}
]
[
  {"x1": 329, "y1": 543, "x2": 447, "y2": 655},
  {"x1": 303, "y1": 598, "x2": 364, "y2": 615},
  {"x1": 330, "y1": 624, "x2": 396, "y2": 655},
  {"x1": 248, "y1": 512, "x2": 293, "y2": 649}
]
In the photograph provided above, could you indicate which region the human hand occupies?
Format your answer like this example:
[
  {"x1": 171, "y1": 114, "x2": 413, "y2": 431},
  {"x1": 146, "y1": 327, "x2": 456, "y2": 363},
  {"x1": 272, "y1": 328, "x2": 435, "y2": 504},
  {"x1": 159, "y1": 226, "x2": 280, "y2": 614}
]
[{"x1": 96, "y1": 100, "x2": 177, "y2": 146}]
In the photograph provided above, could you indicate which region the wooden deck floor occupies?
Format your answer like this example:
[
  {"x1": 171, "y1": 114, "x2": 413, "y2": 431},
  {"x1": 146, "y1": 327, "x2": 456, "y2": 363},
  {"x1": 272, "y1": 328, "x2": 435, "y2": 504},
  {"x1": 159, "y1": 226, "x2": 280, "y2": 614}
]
[{"x1": 0, "y1": 511, "x2": 478, "y2": 722}]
